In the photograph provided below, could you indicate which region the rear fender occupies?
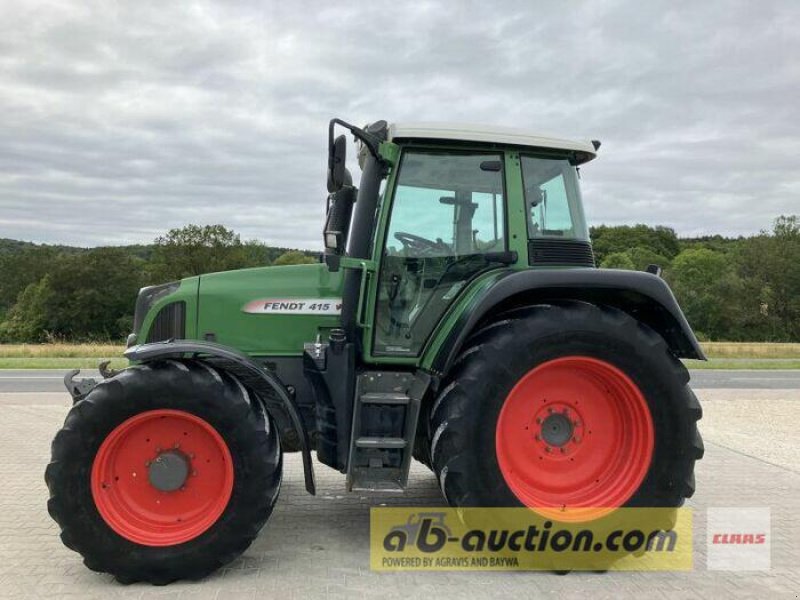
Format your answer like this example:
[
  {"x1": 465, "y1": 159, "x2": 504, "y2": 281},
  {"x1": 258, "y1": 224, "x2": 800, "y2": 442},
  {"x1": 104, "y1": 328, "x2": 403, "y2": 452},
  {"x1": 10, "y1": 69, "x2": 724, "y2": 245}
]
[{"x1": 424, "y1": 268, "x2": 705, "y2": 377}]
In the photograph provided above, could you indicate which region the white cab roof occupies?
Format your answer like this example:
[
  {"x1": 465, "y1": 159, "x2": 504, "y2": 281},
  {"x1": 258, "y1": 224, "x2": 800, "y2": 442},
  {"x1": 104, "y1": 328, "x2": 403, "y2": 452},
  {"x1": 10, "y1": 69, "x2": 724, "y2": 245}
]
[{"x1": 387, "y1": 122, "x2": 598, "y2": 163}]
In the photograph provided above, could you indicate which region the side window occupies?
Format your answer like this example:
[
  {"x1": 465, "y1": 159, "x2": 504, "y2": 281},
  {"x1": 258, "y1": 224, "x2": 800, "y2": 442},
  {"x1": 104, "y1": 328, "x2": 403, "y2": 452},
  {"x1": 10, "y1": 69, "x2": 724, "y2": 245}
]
[
  {"x1": 374, "y1": 151, "x2": 506, "y2": 356},
  {"x1": 521, "y1": 156, "x2": 588, "y2": 240}
]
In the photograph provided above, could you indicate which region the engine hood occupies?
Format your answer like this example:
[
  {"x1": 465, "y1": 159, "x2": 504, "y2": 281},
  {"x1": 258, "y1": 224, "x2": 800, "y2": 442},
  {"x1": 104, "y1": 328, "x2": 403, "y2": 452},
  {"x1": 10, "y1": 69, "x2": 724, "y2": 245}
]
[{"x1": 196, "y1": 262, "x2": 344, "y2": 356}]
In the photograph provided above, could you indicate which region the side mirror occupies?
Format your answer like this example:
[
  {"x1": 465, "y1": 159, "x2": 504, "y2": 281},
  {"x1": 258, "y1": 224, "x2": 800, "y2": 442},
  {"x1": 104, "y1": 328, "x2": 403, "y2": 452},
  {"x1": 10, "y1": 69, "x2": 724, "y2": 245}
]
[
  {"x1": 323, "y1": 184, "x2": 357, "y2": 267},
  {"x1": 327, "y1": 134, "x2": 347, "y2": 192}
]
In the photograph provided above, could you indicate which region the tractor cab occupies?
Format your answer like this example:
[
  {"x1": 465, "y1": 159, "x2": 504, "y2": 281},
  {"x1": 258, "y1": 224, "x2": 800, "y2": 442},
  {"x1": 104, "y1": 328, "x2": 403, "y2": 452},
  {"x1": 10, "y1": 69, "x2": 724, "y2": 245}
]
[{"x1": 323, "y1": 120, "x2": 598, "y2": 359}]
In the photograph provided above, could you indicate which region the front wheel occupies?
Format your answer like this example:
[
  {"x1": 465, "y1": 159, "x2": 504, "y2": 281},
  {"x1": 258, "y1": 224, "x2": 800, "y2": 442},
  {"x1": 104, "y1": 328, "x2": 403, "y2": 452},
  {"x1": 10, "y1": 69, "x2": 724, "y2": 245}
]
[
  {"x1": 429, "y1": 302, "x2": 703, "y2": 520},
  {"x1": 45, "y1": 360, "x2": 282, "y2": 584}
]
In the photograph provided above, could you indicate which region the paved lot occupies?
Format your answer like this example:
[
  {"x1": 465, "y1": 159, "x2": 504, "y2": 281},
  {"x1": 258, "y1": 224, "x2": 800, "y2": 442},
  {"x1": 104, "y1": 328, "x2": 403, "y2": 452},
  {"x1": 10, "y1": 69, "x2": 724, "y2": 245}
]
[
  {"x1": 0, "y1": 379, "x2": 798, "y2": 598},
  {"x1": 3, "y1": 369, "x2": 800, "y2": 393}
]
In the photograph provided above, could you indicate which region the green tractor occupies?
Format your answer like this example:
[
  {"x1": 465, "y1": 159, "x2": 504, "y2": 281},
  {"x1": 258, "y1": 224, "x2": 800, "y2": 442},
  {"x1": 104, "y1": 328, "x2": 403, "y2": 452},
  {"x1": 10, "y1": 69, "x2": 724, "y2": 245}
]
[{"x1": 46, "y1": 119, "x2": 704, "y2": 583}]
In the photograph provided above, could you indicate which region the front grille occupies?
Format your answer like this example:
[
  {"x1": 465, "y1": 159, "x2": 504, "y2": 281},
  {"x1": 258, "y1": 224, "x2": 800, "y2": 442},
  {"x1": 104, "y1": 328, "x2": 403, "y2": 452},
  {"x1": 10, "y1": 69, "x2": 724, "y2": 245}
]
[
  {"x1": 528, "y1": 239, "x2": 595, "y2": 267},
  {"x1": 145, "y1": 301, "x2": 186, "y2": 343}
]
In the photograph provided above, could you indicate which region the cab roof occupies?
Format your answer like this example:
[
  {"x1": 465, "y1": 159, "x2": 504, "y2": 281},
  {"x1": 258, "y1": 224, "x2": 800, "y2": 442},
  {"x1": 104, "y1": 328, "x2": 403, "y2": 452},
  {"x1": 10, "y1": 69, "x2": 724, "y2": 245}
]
[{"x1": 387, "y1": 122, "x2": 598, "y2": 164}]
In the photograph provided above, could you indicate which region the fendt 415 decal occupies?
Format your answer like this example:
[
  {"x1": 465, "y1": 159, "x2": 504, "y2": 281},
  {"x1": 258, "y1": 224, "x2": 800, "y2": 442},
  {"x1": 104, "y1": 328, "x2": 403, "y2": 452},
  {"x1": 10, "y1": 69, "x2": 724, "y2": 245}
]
[{"x1": 242, "y1": 298, "x2": 343, "y2": 316}]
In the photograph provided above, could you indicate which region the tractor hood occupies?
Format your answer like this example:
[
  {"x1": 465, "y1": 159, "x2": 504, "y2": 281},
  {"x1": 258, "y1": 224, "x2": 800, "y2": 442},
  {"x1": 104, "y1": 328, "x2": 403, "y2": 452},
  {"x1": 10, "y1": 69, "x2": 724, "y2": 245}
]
[{"x1": 195, "y1": 262, "x2": 344, "y2": 356}]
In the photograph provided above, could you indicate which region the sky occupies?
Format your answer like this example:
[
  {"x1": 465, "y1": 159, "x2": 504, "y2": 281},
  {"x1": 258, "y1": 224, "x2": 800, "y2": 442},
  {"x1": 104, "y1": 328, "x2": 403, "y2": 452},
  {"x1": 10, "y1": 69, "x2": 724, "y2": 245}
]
[{"x1": 0, "y1": 0, "x2": 798, "y2": 249}]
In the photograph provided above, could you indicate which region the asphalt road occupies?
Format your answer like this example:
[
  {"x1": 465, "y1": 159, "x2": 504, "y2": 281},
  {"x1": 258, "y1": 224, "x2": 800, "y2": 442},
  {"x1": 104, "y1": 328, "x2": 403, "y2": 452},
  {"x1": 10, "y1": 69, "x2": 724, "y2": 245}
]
[{"x1": 1, "y1": 368, "x2": 799, "y2": 393}]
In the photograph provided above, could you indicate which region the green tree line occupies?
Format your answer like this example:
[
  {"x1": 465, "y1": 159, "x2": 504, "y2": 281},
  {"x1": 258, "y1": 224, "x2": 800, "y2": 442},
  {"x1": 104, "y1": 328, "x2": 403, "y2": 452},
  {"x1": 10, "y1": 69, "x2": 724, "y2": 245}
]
[
  {"x1": 1, "y1": 217, "x2": 797, "y2": 343},
  {"x1": 0, "y1": 225, "x2": 317, "y2": 342},
  {"x1": 592, "y1": 215, "x2": 800, "y2": 342}
]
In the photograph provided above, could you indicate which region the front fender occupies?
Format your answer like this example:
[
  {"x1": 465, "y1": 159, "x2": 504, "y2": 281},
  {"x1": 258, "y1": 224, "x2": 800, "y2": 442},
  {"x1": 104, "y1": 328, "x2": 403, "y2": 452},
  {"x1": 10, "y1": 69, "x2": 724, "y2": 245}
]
[
  {"x1": 423, "y1": 268, "x2": 705, "y2": 376},
  {"x1": 125, "y1": 340, "x2": 316, "y2": 495}
]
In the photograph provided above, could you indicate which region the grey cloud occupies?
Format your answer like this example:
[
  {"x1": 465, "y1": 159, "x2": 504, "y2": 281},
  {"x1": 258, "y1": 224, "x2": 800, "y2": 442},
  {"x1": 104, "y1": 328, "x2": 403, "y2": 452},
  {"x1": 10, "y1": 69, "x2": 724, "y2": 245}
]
[{"x1": 0, "y1": 0, "x2": 798, "y2": 248}]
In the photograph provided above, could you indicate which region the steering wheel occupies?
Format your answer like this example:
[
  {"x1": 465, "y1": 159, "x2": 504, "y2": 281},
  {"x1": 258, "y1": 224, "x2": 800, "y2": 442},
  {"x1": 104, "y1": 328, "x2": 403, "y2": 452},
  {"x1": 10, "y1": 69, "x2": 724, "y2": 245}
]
[{"x1": 394, "y1": 231, "x2": 449, "y2": 255}]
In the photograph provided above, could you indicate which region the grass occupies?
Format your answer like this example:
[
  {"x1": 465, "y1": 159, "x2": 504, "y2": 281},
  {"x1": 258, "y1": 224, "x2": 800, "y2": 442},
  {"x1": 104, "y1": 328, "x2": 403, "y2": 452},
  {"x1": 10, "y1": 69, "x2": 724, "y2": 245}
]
[
  {"x1": 0, "y1": 343, "x2": 126, "y2": 370},
  {"x1": 0, "y1": 342, "x2": 798, "y2": 369},
  {"x1": 700, "y1": 342, "x2": 800, "y2": 359},
  {"x1": 0, "y1": 357, "x2": 128, "y2": 369},
  {"x1": 0, "y1": 343, "x2": 125, "y2": 359}
]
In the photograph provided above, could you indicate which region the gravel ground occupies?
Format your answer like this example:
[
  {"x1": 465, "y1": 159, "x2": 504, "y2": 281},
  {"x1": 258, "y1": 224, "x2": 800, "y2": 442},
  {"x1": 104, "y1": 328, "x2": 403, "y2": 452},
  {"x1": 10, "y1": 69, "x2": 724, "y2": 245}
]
[
  {"x1": 698, "y1": 389, "x2": 799, "y2": 471},
  {"x1": 0, "y1": 388, "x2": 797, "y2": 599}
]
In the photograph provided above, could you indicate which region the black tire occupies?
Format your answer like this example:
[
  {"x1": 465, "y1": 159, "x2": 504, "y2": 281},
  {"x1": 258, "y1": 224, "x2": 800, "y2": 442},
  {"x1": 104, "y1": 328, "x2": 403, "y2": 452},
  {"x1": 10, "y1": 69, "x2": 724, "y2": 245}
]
[
  {"x1": 45, "y1": 359, "x2": 282, "y2": 585},
  {"x1": 429, "y1": 300, "x2": 703, "y2": 513}
]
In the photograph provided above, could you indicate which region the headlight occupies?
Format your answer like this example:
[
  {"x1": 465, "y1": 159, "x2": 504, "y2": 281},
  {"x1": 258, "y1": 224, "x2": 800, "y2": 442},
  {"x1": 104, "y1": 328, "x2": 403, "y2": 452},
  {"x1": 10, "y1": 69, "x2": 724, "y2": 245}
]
[{"x1": 132, "y1": 281, "x2": 180, "y2": 334}]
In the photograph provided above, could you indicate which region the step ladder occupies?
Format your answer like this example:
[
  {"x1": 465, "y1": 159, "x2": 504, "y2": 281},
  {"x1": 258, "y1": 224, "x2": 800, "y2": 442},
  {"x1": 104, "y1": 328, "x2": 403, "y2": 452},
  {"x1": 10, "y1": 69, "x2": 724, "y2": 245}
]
[{"x1": 346, "y1": 371, "x2": 422, "y2": 492}]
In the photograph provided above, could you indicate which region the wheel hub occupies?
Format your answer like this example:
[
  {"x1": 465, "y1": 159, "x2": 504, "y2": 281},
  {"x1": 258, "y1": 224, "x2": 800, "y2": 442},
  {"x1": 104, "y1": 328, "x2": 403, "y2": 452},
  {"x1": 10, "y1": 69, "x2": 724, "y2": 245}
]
[
  {"x1": 540, "y1": 412, "x2": 573, "y2": 447},
  {"x1": 148, "y1": 450, "x2": 190, "y2": 492}
]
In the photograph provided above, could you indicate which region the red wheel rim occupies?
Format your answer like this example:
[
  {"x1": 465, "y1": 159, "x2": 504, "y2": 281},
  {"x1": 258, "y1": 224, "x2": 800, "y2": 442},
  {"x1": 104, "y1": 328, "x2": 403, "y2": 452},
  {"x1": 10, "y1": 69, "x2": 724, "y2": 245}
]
[
  {"x1": 91, "y1": 409, "x2": 234, "y2": 546},
  {"x1": 495, "y1": 356, "x2": 654, "y2": 521}
]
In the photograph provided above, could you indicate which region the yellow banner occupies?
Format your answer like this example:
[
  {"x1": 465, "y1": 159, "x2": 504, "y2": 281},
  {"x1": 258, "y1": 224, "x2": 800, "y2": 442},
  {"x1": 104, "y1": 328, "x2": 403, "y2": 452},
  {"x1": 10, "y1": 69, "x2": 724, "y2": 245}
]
[{"x1": 370, "y1": 508, "x2": 692, "y2": 571}]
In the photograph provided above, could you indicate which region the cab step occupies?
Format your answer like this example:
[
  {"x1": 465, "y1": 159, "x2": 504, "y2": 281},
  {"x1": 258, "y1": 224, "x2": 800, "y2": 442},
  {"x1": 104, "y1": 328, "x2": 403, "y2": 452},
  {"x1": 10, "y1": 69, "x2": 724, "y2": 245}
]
[
  {"x1": 361, "y1": 392, "x2": 411, "y2": 405},
  {"x1": 346, "y1": 371, "x2": 429, "y2": 493}
]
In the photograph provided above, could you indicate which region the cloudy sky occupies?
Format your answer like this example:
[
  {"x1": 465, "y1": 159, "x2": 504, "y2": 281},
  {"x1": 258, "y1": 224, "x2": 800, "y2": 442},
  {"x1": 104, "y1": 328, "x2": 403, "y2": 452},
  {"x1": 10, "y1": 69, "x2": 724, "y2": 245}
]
[{"x1": 1, "y1": 1, "x2": 798, "y2": 249}]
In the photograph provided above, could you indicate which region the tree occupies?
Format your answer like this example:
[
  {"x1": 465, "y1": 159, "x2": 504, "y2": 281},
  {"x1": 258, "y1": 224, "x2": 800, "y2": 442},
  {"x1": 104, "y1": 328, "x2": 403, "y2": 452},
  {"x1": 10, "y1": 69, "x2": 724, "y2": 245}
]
[
  {"x1": 0, "y1": 225, "x2": 320, "y2": 342},
  {"x1": 599, "y1": 247, "x2": 670, "y2": 271},
  {"x1": 600, "y1": 252, "x2": 636, "y2": 270},
  {"x1": 0, "y1": 248, "x2": 144, "y2": 342},
  {"x1": 667, "y1": 248, "x2": 743, "y2": 340},
  {"x1": 626, "y1": 246, "x2": 671, "y2": 271},
  {"x1": 734, "y1": 215, "x2": 800, "y2": 341},
  {"x1": 0, "y1": 277, "x2": 54, "y2": 342},
  {"x1": 273, "y1": 250, "x2": 317, "y2": 266},
  {"x1": 590, "y1": 224, "x2": 680, "y2": 265},
  {"x1": 0, "y1": 246, "x2": 59, "y2": 316},
  {"x1": 148, "y1": 224, "x2": 268, "y2": 281}
]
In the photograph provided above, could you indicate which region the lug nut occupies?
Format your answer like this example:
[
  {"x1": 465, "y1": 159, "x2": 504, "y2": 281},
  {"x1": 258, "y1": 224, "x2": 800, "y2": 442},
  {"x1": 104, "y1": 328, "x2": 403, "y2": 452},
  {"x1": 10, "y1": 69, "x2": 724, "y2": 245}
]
[
  {"x1": 573, "y1": 436, "x2": 581, "y2": 443},
  {"x1": 545, "y1": 446, "x2": 552, "y2": 453},
  {"x1": 536, "y1": 417, "x2": 542, "y2": 424}
]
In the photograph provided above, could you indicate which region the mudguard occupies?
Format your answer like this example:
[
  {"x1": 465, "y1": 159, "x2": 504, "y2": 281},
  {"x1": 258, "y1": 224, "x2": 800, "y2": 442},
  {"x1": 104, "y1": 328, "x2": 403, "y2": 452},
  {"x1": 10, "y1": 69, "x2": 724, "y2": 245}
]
[
  {"x1": 125, "y1": 340, "x2": 316, "y2": 495},
  {"x1": 428, "y1": 268, "x2": 705, "y2": 376}
]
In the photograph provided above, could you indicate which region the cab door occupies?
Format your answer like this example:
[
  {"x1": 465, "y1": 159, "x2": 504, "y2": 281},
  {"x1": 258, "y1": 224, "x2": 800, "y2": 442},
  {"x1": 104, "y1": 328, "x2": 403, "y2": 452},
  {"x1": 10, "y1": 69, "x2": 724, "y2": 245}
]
[{"x1": 366, "y1": 148, "x2": 509, "y2": 360}]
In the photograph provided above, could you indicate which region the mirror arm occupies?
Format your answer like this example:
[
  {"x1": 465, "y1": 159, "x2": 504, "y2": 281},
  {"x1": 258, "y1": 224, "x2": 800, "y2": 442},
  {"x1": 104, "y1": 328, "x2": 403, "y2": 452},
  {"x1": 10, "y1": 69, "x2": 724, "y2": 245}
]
[{"x1": 328, "y1": 118, "x2": 388, "y2": 169}]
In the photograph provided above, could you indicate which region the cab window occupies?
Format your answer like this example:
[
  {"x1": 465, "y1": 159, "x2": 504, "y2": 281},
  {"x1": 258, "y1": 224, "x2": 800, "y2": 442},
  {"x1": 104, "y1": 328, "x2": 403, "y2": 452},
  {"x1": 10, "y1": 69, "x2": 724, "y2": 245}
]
[{"x1": 521, "y1": 156, "x2": 589, "y2": 240}]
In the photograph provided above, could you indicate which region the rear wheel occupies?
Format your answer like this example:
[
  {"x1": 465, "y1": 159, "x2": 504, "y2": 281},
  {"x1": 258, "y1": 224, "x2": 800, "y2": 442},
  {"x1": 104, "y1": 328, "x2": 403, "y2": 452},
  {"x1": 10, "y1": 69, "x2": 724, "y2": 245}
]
[
  {"x1": 46, "y1": 360, "x2": 282, "y2": 584},
  {"x1": 429, "y1": 301, "x2": 703, "y2": 520}
]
